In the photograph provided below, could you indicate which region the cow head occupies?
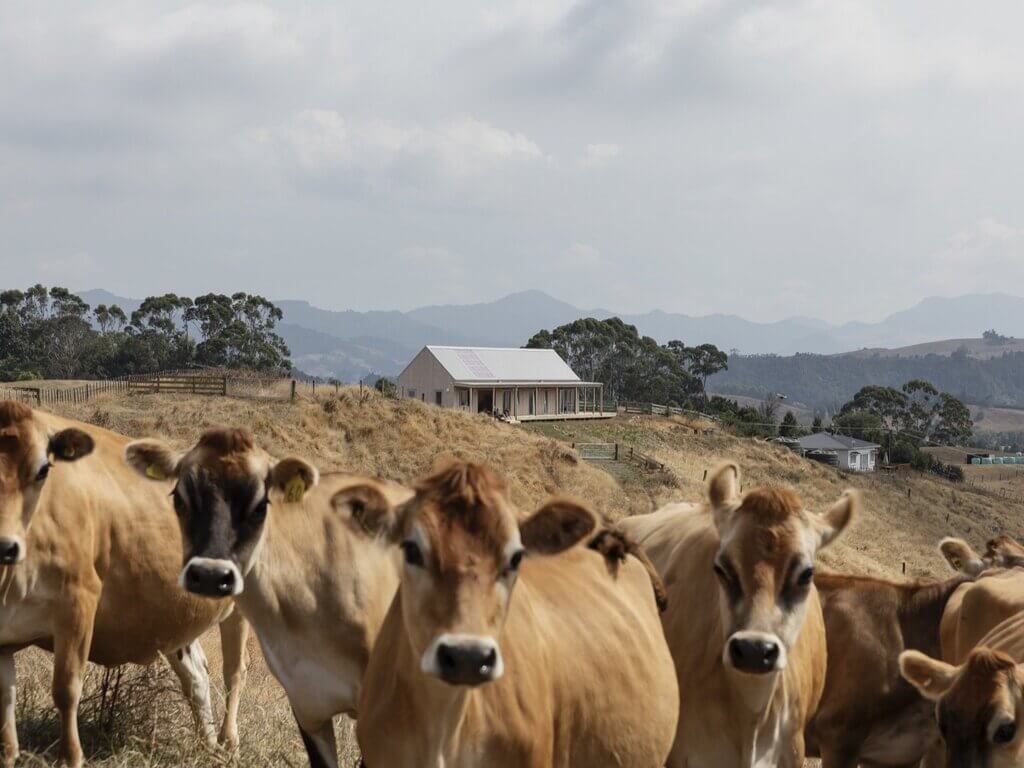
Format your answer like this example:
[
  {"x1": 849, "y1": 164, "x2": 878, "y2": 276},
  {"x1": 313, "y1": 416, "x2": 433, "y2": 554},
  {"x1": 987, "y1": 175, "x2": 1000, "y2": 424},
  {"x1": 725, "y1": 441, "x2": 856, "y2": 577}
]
[
  {"x1": 902, "y1": 648, "x2": 1024, "y2": 768},
  {"x1": 0, "y1": 401, "x2": 94, "y2": 565},
  {"x1": 125, "y1": 428, "x2": 317, "y2": 597},
  {"x1": 940, "y1": 536, "x2": 1024, "y2": 576},
  {"x1": 352, "y1": 459, "x2": 596, "y2": 688},
  {"x1": 707, "y1": 463, "x2": 855, "y2": 676}
]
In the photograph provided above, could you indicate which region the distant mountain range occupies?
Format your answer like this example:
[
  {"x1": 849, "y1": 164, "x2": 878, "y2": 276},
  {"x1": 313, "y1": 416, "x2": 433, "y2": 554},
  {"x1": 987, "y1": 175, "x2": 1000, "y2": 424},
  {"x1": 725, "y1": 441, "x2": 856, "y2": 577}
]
[{"x1": 77, "y1": 289, "x2": 1024, "y2": 382}]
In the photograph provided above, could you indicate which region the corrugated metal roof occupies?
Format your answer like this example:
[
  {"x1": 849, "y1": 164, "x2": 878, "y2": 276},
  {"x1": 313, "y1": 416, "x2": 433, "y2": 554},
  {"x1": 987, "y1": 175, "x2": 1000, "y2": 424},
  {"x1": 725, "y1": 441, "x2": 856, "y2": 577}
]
[
  {"x1": 796, "y1": 433, "x2": 881, "y2": 451},
  {"x1": 426, "y1": 346, "x2": 581, "y2": 383}
]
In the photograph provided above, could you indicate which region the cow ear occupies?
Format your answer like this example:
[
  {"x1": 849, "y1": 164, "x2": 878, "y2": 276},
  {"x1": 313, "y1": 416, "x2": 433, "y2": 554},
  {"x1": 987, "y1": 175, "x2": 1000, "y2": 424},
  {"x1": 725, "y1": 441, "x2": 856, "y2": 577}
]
[
  {"x1": 49, "y1": 429, "x2": 95, "y2": 462},
  {"x1": 813, "y1": 490, "x2": 858, "y2": 550},
  {"x1": 708, "y1": 463, "x2": 740, "y2": 509},
  {"x1": 268, "y1": 458, "x2": 319, "y2": 503},
  {"x1": 332, "y1": 483, "x2": 404, "y2": 541},
  {"x1": 520, "y1": 497, "x2": 597, "y2": 556},
  {"x1": 125, "y1": 439, "x2": 181, "y2": 480},
  {"x1": 939, "y1": 537, "x2": 984, "y2": 575},
  {"x1": 900, "y1": 650, "x2": 957, "y2": 701}
]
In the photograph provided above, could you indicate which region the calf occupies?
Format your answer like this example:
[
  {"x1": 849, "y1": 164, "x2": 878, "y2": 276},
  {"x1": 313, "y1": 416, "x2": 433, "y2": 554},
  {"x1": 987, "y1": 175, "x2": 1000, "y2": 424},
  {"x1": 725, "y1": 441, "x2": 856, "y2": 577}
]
[
  {"x1": 355, "y1": 460, "x2": 679, "y2": 767},
  {"x1": 806, "y1": 572, "x2": 969, "y2": 767},
  {"x1": 125, "y1": 428, "x2": 411, "y2": 768},
  {"x1": 0, "y1": 402, "x2": 246, "y2": 768},
  {"x1": 619, "y1": 463, "x2": 855, "y2": 767},
  {"x1": 902, "y1": 611, "x2": 1024, "y2": 767}
]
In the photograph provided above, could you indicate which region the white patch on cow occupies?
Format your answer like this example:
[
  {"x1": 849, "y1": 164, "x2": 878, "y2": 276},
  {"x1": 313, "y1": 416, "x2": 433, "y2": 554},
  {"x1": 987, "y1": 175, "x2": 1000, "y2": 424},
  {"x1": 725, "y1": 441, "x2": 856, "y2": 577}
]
[
  {"x1": 179, "y1": 557, "x2": 244, "y2": 597},
  {"x1": 258, "y1": 632, "x2": 360, "y2": 724},
  {"x1": 420, "y1": 633, "x2": 504, "y2": 682}
]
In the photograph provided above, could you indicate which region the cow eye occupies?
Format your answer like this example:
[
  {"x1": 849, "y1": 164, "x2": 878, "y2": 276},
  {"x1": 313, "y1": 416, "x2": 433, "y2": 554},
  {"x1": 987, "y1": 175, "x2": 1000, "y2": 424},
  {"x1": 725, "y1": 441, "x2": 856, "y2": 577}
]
[
  {"x1": 35, "y1": 463, "x2": 52, "y2": 482},
  {"x1": 502, "y1": 549, "x2": 525, "y2": 579},
  {"x1": 713, "y1": 561, "x2": 732, "y2": 584},
  {"x1": 796, "y1": 566, "x2": 815, "y2": 588},
  {"x1": 251, "y1": 498, "x2": 269, "y2": 520},
  {"x1": 993, "y1": 722, "x2": 1017, "y2": 745},
  {"x1": 401, "y1": 540, "x2": 424, "y2": 568}
]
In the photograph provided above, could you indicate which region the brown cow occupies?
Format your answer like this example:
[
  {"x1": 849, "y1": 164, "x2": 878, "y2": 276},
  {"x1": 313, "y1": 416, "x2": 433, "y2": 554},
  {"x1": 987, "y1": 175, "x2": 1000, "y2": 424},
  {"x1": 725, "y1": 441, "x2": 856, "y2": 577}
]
[
  {"x1": 0, "y1": 402, "x2": 246, "y2": 768},
  {"x1": 125, "y1": 428, "x2": 411, "y2": 768},
  {"x1": 939, "y1": 536, "x2": 1024, "y2": 577},
  {"x1": 355, "y1": 460, "x2": 679, "y2": 767},
  {"x1": 619, "y1": 463, "x2": 855, "y2": 767},
  {"x1": 805, "y1": 572, "x2": 970, "y2": 767},
  {"x1": 902, "y1": 611, "x2": 1024, "y2": 767}
]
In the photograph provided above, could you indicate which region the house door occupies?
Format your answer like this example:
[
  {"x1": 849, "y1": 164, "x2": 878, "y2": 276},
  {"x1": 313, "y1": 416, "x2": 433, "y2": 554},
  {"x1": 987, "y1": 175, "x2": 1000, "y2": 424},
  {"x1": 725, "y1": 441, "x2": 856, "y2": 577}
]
[{"x1": 477, "y1": 389, "x2": 493, "y2": 414}]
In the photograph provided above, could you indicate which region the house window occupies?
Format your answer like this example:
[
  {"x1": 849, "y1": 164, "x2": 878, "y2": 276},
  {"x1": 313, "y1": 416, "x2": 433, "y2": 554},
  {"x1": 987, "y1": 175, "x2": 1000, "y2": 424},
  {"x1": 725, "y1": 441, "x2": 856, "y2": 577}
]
[
  {"x1": 528, "y1": 390, "x2": 536, "y2": 415},
  {"x1": 407, "y1": 388, "x2": 417, "y2": 399},
  {"x1": 544, "y1": 390, "x2": 549, "y2": 414},
  {"x1": 502, "y1": 390, "x2": 512, "y2": 414},
  {"x1": 435, "y1": 390, "x2": 443, "y2": 406},
  {"x1": 458, "y1": 389, "x2": 470, "y2": 408},
  {"x1": 849, "y1": 452, "x2": 861, "y2": 470}
]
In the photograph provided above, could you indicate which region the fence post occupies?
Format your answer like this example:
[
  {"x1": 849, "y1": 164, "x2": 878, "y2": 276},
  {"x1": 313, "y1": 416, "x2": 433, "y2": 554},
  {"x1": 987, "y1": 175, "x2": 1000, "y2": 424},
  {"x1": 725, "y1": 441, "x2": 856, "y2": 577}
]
[
  {"x1": 222, "y1": 376, "x2": 227, "y2": 396},
  {"x1": 290, "y1": 380, "x2": 296, "y2": 403},
  {"x1": 614, "y1": 443, "x2": 619, "y2": 461}
]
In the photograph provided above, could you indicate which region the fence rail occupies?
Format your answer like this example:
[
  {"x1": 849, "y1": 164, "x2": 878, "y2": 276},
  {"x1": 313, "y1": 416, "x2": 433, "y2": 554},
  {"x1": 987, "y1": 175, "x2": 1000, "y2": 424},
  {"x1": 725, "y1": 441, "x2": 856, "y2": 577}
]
[{"x1": 572, "y1": 441, "x2": 667, "y2": 471}]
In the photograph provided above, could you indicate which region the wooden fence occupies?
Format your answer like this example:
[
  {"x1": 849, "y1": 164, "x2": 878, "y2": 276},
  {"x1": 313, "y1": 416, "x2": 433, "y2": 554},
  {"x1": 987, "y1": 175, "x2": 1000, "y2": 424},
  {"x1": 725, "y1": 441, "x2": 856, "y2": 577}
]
[
  {"x1": 572, "y1": 442, "x2": 667, "y2": 471},
  {"x1": 128, "y1": 375, "x2": 228, "y2": 396},
  {"x1": 621, "y1": 401, "x2": 720, "y2": 422}
]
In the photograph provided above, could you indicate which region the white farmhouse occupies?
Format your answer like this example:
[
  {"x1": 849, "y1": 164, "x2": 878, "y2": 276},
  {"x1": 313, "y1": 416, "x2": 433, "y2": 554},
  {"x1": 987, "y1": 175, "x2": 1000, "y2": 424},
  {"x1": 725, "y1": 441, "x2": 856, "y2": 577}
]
[
  {"x1": 397, "y1": 346, "x2": 610, "y2": 421},
  {"x1": 795, "y1": 432, "x2": 881, "y2": 472}
]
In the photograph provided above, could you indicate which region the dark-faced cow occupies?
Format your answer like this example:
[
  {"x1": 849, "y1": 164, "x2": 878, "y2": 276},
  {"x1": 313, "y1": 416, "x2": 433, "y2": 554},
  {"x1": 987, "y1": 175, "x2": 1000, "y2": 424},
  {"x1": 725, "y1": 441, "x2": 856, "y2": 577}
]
[
  {"x1": 902, "y1": 611, "x2": 1024, "y2": 768},
  {"x1": 125, "y1": 428, "x2": 411, "y2": 768},
  {"x1": 0, "y1": 402, "x2": 247, "y2": 768},
  {"x1": 619, "y1": 463, "x2": 855, "y2": 767},
  {"x1": 355, "y1": 460, "x2": 679, "y2": 767}
]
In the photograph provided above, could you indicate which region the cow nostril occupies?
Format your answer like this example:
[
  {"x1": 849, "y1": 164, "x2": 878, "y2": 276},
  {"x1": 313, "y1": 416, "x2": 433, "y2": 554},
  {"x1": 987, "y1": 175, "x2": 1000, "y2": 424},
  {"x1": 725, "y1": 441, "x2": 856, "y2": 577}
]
[
  {"x1": 481, "y1": 647, "x2": 497, "y2": 674},
  {"x1": 728, "y1": 639, "x2": 744, "y2": 665},
  {"x1": 437, "y1": 644, "x2": 457, "y2": 674},
  {"x1": 763, "y1": 643, "x2": 779, "y2": 665},
  {"x1": 0, "y1": 541, "x2": 18, "y2": 564}
]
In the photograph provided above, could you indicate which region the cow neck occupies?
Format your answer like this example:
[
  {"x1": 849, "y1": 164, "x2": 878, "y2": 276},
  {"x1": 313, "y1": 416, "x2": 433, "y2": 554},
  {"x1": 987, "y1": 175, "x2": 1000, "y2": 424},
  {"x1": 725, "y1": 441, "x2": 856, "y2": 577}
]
[
  {"x1": 900, "y1": 575, "x2": 970, "y2": 657},
  {"x1": 391, "y1": 588, "x2": 479, "y2": 760}
]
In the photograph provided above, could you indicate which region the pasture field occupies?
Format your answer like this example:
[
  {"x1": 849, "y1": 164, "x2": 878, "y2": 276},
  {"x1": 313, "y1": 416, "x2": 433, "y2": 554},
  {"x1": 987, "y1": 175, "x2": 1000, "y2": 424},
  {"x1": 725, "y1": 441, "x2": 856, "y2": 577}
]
[{"x1": 6, "y1": 386, "x2": 1024, "y2": 765}]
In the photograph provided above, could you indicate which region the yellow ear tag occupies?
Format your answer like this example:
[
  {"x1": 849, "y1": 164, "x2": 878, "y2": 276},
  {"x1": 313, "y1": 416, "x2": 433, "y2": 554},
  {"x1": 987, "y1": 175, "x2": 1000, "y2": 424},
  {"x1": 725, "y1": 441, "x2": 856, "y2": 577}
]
[
  {"x1": 284, "y1": 476, "x2": 306, "y2": 503},
  {"x1": 146, "y1": 464, "x2": 167, "y2": 481}
]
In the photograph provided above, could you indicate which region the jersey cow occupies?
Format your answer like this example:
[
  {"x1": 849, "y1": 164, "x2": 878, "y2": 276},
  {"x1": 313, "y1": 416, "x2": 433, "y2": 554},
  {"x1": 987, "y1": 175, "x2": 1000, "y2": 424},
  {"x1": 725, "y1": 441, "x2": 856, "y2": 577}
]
[
  {"x1": 355, "y1": 460, "x2": 679, "y2": 767},
  {"x1": 939, "y1": 535, "x2": 1024, "y2": 577},
  {"x1": 806, "y1": 572, "x2": 969, "y2": 767},
  {"x1": 902, "y1": 611, "x2": 1024, "y2": 767},
  {"x1": 0, "y1": 402, "x2": 246, "y2": 768},
  {"x1": 619, "y1": 463, "x2": 856, "y2": 768},
  {"x1": 125, "y1": 428, "x2": 411, "y2": 768}
]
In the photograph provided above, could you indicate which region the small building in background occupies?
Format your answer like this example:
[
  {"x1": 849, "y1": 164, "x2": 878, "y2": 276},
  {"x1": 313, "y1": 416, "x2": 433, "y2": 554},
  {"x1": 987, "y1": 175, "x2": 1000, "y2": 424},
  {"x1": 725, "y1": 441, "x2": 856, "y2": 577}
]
[
  {"x1": 397, "y1": 346, "x2": 610, "y2": 421},
  {"x1": 795, "y1": 432, "x2": 881, "y2": 472}
]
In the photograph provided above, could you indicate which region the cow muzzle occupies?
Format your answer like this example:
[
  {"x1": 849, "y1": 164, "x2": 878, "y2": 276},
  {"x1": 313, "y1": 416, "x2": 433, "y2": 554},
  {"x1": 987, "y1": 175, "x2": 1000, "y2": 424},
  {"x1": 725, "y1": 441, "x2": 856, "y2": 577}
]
[
  {"x1": 180, "y1": 557, "x2": 243, "y2": 598},
  {"x1": 421, "y1": 634, "x2": 504, "y2": 687},
  {"x1": 0, "y1": 536, "x2": 24, "y2": 566},
  {"x1": 726, "y1": 631, "x2": 786, "y2": 675}
]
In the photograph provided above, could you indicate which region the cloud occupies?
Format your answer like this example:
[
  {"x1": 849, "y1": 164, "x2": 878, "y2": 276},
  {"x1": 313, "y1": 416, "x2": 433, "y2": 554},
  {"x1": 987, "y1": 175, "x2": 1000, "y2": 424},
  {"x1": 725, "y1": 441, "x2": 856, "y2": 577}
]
[{"x1": 921, "y1": 219, "x2": 1024, "y2": 294}]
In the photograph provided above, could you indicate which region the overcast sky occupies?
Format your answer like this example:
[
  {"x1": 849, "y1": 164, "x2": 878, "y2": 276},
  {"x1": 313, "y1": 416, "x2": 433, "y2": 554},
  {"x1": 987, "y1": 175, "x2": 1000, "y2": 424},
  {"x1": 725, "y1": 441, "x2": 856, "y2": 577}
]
[{"x1": 2, "y1": 1, "x2": 1023, "y2": 323}]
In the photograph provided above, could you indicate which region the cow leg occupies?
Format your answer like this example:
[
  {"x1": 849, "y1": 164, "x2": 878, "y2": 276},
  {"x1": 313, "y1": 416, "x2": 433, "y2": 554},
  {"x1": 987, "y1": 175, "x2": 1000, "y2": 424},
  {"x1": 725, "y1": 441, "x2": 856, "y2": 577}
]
[
  {"x1": 218, "y1": 609, "x2": 250, "y2": 748},
  {"x1": 164, "y1": 641, "x2": 218, "y2": 748},
  {"x1": 0, "y1": 652, "x2": 17, "y2": 768},
  {"x1": 294, "y1": 712, "x2": 338, "y2": 768},
  {"x1": 52, "y1": 594, "x2": 97, "y2": 768}
]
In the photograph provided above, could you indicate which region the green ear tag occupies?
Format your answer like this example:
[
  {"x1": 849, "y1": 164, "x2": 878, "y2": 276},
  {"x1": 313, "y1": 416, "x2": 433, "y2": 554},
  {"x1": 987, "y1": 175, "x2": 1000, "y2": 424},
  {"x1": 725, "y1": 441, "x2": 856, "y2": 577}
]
[
  {"x1": 146, "y1": 464, "x2": 167, "y2": 481},
  {"x1": 285, "y1": 476, "x2": 305, "y2": 503}
]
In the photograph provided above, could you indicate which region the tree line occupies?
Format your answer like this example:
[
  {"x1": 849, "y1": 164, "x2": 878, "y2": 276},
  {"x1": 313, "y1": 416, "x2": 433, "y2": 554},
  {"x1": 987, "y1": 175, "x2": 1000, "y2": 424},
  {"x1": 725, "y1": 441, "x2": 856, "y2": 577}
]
[
  {"x1": 525, "y1": 317, "x2": 728, "y2": 407},
  {"x1": 0, "y1": 285, "x2": 291, "y2": 381},
  {"x1": 711, "y1": 348, "x2": 1024, "y2": 411}
]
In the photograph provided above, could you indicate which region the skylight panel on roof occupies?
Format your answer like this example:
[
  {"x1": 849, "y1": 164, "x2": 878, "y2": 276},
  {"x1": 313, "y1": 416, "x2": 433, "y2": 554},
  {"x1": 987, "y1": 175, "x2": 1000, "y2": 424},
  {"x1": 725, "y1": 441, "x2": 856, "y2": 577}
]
[{"x1": 456, "y1": 349, "x2": 494, "y2": 378}]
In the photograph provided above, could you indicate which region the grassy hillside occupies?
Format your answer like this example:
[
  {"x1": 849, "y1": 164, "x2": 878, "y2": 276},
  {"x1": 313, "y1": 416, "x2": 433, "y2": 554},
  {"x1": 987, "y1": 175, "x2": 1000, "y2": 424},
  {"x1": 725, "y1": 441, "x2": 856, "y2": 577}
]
[
  {"x1": 845, "y1": 337, "x2": 1024, "y2": 360},
  {"x1": 7, "y1": 388, "x2": 1024, "y2": 766}
]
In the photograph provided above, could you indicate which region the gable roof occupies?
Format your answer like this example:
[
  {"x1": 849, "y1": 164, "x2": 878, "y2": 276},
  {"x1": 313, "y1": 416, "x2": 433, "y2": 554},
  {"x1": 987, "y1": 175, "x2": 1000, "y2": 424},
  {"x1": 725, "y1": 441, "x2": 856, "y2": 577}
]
[
  {"x1": 796, "y1": 432, "x2": 881, "y2": 451},
  {"x1": 424, "y1": 346, "x2": 582, "y2": 384}
]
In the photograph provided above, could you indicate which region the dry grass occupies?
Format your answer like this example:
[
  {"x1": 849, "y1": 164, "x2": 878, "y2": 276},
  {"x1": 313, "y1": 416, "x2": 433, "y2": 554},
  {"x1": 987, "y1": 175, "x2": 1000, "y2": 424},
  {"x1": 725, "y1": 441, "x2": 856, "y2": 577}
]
[{"x1": 10, "y1": 387, "x2": 1024, "y2": 765}]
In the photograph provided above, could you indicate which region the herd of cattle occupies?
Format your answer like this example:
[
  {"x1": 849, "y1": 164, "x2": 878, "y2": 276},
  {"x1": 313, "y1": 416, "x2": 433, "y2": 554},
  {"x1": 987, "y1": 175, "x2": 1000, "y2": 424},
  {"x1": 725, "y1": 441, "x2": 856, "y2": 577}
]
[{"x1": 1, "y1": 399, "x2": 1024, "y2": 767}]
